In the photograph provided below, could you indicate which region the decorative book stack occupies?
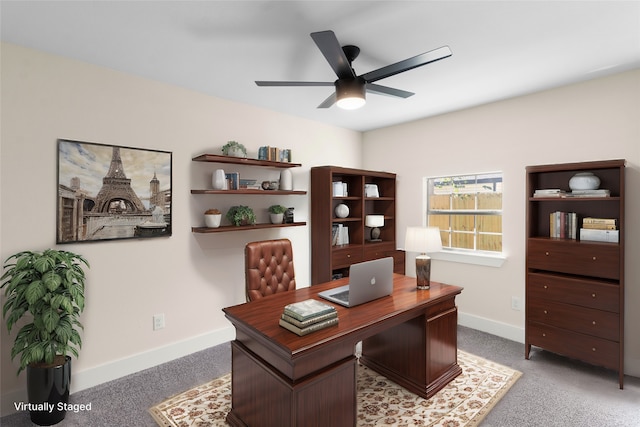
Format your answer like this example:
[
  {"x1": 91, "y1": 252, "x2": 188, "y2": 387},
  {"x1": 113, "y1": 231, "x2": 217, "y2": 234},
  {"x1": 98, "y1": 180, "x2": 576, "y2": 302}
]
[
  {"x1": 279, "y1": 299, "x2": 338, "y2": 336},
  {"x1": 549, "y1": 211, "x2": 578, "y2": 239},
  {"x1": 580, "y1": 217, "x2": 619, "y2": 243}
]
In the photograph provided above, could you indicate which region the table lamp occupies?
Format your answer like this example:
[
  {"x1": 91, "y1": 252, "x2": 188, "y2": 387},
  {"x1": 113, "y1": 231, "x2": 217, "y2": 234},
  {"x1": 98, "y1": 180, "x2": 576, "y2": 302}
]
[
  {"x1": 404, "y1": 226, "x2": 443, "y2": 290},
  {"x1": 365, "y1": 215, "x2": 385, "y2": 241}
]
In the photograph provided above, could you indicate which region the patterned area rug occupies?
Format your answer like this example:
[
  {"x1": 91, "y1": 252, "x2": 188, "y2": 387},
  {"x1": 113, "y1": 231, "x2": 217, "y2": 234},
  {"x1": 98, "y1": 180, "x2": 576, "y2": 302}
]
[{"x1": 149, "y1": 350, "x2": 521, "y2": 427}]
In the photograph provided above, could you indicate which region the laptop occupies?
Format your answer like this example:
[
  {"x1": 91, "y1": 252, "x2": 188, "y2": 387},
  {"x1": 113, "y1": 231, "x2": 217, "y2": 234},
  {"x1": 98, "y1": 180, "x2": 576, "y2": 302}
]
[{"x1": 318, "y1": 257, "x2": 394, "y2": 307}]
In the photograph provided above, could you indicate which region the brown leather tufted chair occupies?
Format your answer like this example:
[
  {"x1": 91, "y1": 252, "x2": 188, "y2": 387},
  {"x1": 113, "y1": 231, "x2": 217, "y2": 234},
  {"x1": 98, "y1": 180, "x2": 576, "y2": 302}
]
[{"x1": 245, "y1": 239, "x2": 296, "y2": 302}]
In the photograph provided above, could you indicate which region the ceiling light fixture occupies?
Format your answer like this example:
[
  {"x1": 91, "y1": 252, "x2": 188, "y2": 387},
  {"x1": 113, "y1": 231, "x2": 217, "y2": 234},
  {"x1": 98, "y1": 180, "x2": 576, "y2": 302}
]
[{"x1": 335, "y1": 78, "x2": 366, "y2": 110}]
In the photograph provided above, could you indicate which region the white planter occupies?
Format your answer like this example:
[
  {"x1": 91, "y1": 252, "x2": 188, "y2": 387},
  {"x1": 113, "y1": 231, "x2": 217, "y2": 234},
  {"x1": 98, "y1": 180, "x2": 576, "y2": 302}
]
[
  {"x1": 204, "y1": 214, "x2": 222, "y2": 228},
  {"x1": 270, "y1": 213, "x2": 284, "y2": 224}
]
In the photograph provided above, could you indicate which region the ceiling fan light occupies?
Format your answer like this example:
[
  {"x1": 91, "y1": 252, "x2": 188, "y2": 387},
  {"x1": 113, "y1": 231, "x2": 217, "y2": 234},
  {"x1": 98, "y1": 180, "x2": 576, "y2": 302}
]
[
  {"x1": 337, "y1": 96, "x2": 366, "y2": 110},
  {"x1": 335, "y1": 78, "x2": 366, "y2": 110}
]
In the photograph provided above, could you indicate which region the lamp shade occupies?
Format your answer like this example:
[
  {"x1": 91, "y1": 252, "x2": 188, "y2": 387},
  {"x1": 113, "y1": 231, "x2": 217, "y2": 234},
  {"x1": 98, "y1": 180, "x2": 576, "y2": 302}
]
[
  {"x1": 365, "y1": 215, "x2": 385, "y2": 228},
  {"x1": 404, "y1": 226, "x2": 443, "y2": 254}
]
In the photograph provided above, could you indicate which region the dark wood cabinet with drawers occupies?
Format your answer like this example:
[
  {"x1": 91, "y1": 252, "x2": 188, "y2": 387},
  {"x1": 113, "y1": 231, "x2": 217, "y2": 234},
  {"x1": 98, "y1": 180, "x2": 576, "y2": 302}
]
[
  {"x1": 311, "y1": 166, "x2": 403, "y2": 284},
  {"x1": 525, "y1": 159, "x2": 625, "y2": 388}
]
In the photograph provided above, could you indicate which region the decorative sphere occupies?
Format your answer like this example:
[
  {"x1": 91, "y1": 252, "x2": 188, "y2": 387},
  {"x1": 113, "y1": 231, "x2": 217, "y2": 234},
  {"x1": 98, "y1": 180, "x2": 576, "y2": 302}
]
[
  {"x1": 569, "y1": 172, "x2": 600, "y2": 191},
  {"x1": 334, "y1": 204, "x2": 349, "y2": 218}
]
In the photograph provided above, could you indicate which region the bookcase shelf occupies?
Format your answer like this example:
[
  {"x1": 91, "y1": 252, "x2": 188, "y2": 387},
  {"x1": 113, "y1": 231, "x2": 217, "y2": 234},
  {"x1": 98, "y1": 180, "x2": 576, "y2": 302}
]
[{"x1": 525, "y1": 159, "x2": 625, "y2": 389}]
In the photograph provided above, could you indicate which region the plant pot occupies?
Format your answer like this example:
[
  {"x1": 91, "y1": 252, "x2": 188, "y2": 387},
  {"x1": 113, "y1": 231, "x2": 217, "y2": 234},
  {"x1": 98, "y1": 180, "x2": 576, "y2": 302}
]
[
  {"x1": 270, "y1": 213, "x2": 284, "y2": 224},
  {"x1": 204, "y1": 213, "x2": 222, "y2": 228},
  {"x1": 27, "y1": 356, "x2": 71, "y2": 426}
]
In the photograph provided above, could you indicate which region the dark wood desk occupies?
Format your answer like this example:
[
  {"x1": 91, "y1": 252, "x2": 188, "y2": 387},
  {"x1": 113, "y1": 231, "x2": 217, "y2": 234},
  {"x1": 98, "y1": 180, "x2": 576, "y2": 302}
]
[{"x1": 223, "y1": 274, "x2": 463, "y2": 427}]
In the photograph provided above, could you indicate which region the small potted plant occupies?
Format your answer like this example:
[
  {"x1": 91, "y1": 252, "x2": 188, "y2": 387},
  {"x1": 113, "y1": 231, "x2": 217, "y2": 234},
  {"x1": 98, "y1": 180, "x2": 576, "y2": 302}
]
[
  {"x1": 1, "y1": 249, "x2": 89, "y2": 425},
  {"x1": 268, "y1": 204, "x2": 286, "y2": 224},
  {"x1": 226, "y1": 205, "x2": 256, "y2": 226},
  {"x1": 221, "y1": 141, "x2": 247, "y2": 158},
  {"x1": 204, "y1": 208, "x2": 222, "y2": 228}
]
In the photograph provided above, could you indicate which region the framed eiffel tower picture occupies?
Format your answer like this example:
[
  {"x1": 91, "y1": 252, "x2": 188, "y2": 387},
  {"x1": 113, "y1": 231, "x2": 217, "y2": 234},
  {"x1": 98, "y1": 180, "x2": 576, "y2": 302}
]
[{"x1": 57, "y1": 139, "x2": 172, "y2": 243}]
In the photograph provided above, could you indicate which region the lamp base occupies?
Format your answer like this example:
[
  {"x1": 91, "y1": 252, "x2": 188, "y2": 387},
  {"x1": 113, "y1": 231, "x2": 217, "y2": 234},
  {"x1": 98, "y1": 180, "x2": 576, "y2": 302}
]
[
  {"x1": 415, "y1": 255, "x2": 432, "y2": 290},
  {"x1": 368, "y1": 227, "x2": 382, "y2": 242}
]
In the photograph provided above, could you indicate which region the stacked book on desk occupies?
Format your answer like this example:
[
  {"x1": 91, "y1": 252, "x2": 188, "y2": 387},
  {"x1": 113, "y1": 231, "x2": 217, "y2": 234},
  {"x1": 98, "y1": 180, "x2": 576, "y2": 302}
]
[
  {"x1": 580, "y1": 217, "x2": 619, "y2": 243},
  {"x1": 279, "y1": 299, "x2": 338, "y2": 336}
]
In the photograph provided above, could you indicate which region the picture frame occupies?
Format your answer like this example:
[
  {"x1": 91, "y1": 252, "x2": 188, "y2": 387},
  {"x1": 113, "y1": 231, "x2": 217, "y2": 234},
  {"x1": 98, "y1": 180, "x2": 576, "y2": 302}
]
[{"x1": 57, "y1": 139, "x2": 172, "y2": 243}]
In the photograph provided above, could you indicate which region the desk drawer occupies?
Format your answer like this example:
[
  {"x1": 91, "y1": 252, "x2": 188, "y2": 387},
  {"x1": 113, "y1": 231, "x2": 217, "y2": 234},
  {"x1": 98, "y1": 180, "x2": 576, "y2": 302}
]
[
  {"x1": 332, "y1": 246, "x2": 363, "y2": 268},
  {"x1": 527, "y1": 239, "x2": 619, "y2": 280},
  {"x1": 527, "y1": 272, "x2": 619, "y2": 312},
  {"x1": 527, "y1": 323, "x2": 619, "y2": 370},
  {"x1": 527, "y1": 298, "x2": 619, "y2": 341}
]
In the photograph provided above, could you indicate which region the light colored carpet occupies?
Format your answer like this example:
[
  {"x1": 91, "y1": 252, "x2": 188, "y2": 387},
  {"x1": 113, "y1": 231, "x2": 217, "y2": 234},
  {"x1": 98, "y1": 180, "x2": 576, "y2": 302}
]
[{"x1": 149, "y1": 350, "x2": 521, "y2": 427}]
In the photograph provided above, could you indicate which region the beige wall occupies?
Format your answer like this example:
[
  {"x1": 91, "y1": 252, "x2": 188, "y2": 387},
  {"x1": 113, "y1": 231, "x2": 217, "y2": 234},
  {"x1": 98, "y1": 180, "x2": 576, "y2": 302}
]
[
  {"x1": 363, "y1": 69, "x2": 640, "y2": 377},
  {"x1": 0, "y1": 43, "x2": 362, "y2": 413}
]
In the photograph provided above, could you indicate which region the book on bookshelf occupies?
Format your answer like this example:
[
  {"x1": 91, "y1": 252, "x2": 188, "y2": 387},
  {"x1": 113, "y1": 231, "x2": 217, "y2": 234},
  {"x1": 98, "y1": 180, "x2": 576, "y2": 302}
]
[
  {"x1": 565, "y1": 189, "x2": 611, "y2": 198},
  {"x1": 533, "y1": 189, "x2": 566, "y2": 197},
  {"x1": 580, "y1": 228, "x2": 619, "y2": 243},
  {"x1": 582, "y1": 223, "x2": 617, "y2": 230},
  {"x1": 283, "y1": 299, "x2": 336, "y2": 322},
  {"x1": 583, "y1": 217, "x2": 616, "y2": 225},
  {"x1": 332, "y1": 224, "x2": 350, "y2": 246},
  {"x1": 279, "y1": 316, "x2": 339, "y2": 336},
  {"x1": 549, "y1": 211, "x2": 577, "y2": 239},
  {"x1": 225, "y1": 172, "x2": 239, "y2": 190},
  {"x1": 281, "y1": 310, "x2": 338, "y2": 328}
]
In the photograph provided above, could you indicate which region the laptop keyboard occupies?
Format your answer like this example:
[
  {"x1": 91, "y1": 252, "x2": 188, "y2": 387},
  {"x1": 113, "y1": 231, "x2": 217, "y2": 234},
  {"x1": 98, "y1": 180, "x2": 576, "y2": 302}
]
[{"x1": 331, "y1": 290, "x2": 349, "y2": 302}]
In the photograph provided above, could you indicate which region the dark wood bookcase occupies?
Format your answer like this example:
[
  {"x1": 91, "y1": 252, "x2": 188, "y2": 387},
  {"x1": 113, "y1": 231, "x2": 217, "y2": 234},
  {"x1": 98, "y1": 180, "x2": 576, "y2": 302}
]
[
  {"x1": 310, "y1": 166, "x2": 403, "y2": 285},
  {"x1": 525, "y1": 159, "x2": 625, "y2": 388}
]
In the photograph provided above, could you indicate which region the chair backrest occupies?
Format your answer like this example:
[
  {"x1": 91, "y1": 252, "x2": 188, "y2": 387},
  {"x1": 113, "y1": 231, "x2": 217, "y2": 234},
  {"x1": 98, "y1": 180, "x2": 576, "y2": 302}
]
[{"x1": 245, "y1": 238, "x2": 296, "y2": 302}]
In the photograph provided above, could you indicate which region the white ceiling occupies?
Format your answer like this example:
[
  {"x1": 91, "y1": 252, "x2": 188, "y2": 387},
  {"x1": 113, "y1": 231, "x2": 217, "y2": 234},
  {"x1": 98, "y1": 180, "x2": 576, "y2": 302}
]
[{"x1": 2, "y1": 1, "x2": 639, "y2": 132}]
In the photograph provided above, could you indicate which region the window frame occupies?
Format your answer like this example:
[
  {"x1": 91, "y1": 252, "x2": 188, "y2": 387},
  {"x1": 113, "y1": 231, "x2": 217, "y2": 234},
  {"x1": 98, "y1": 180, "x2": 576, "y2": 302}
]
[{"x1": 424, "y1": 172, "x2": 506, "y2": 267}]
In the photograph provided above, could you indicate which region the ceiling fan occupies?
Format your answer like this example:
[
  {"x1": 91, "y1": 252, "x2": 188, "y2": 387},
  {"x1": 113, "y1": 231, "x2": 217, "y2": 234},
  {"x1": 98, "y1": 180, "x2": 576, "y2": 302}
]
[{"x1": 256, "y1": 30, "x2": 452, "y2": 110}]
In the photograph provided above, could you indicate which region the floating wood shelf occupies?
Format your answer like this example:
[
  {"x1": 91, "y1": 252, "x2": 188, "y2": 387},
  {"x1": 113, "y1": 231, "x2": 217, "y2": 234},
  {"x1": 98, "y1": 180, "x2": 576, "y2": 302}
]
[
  {"x1": 192, "y1": 222, "x2": 307, "y2": 233},
  {"x1": 192, "y1": 154, "x2": 301, "y2": 168}
]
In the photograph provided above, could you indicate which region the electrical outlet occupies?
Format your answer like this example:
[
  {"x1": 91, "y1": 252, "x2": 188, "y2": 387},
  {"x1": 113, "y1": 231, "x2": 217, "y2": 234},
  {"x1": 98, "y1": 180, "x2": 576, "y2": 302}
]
[
  {"x1": 153, "y1": 313, "x2": 165, "y2": 330},
  {"x1": 511, "y1": 297, "x2": 521, "y2": 311}
]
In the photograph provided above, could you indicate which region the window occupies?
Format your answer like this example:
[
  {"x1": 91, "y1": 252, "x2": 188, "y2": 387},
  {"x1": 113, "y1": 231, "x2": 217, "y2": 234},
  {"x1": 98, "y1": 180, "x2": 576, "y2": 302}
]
[{"x1": 426, "y1": 172, "x2": 503, "y2": 254}]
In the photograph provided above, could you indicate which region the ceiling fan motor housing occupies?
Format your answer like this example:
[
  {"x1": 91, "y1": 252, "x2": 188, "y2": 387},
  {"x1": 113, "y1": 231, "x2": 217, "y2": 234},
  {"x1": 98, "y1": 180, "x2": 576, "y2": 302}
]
[{"x1": 335, "y1": 77, "x2": 366, "y2": 100}]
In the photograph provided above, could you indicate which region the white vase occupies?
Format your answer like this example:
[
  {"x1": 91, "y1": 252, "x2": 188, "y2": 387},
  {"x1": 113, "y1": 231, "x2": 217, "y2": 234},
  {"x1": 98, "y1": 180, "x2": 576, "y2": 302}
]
[
  {"x1": 279, "y1": 169, "x2": 293, "y2": 191},
  {"x1": 569, "y1": 172, "x2": 600, "y2": 191},
  {"x1": 204, "y1": 214, "x2": 222, "y2": 228},
  {"x1": 212, "y1": 169, "x2": 227, "y2": 190}
]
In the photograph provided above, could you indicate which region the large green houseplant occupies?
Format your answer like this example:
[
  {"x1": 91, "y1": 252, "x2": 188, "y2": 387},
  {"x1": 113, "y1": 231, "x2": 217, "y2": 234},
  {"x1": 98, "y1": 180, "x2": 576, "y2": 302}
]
[{"x1": 1, "y1": 249, "x2": 89, "y2": 425}]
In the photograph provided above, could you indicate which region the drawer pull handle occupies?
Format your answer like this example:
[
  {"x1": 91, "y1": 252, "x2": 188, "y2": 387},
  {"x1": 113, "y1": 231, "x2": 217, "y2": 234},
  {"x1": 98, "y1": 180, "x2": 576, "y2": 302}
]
[
  {"x1": 592, "y1": 293, "x2": 597, "y2": 298},
  {"x1": 347, "y1": 254, "x2": 351, "y2": 258},
  {"x1": 592, "y1": 256, "x2": 597, "y2": 261},
  {"x1": 543, "y1": 310, "x2": 548, "y2": 314},
  {"x1": 592, "y1": 347, "x2": 597, "y2": 352},
  {"x1": 592, "y1": 321, "x2": 597, "y2": 325},
  {"x1": 542, "y1": 333, "x2": 546, "y2": 337},
  {"x1": 544, "y1": 285, "x2": 548, "y2": 289},
  {"x1": 545, "y1": 252, "x2": 550, "y2": 256}
]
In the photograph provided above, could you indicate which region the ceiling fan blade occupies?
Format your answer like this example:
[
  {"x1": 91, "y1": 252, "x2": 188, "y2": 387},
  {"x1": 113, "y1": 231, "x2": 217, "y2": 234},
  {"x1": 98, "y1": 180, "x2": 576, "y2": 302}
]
[
  {"x1": 361, "y1": 46, "x2": 452, "y2": 83},
  {"x1": 256, "y1": 81, "x2": 334, "y2": 87},
  {"x1": 317, "y1": 92, "x2": 337, "y2": 109},
  {"x1": 310, "y1": 30, "x2": 356, "y2": 80},
  {"x1": 366, "y1": 83, "x2": 414, "y2": 98}
]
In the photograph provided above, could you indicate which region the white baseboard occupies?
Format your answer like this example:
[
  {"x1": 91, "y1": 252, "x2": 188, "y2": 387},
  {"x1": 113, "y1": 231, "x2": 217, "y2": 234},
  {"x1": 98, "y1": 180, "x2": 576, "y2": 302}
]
[
  {"x1": 1, "y1": 326, "x2": 235, "y2": 417},
  {"x1": 458, "y1": 311, "x2": 525, "y2": 344}
]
